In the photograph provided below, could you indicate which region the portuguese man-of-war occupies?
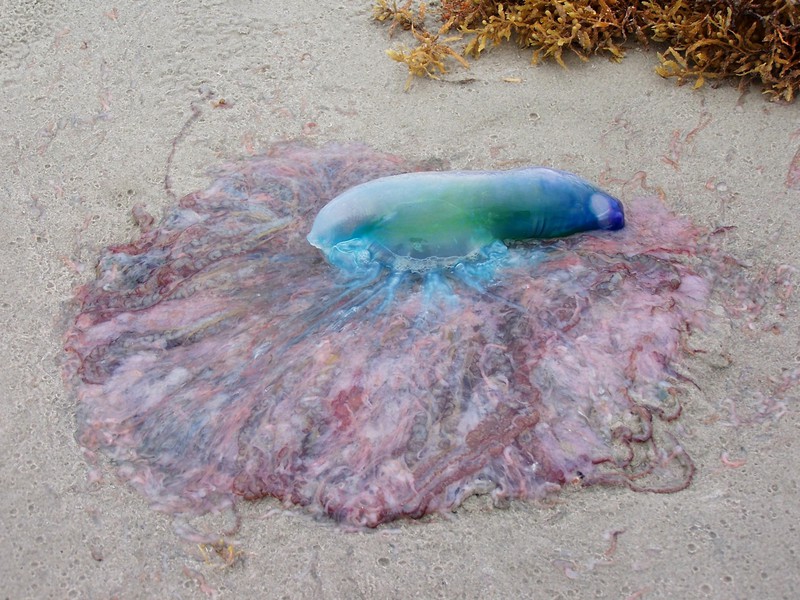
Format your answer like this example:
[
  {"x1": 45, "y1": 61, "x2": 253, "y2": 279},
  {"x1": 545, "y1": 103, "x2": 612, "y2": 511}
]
[{"x1": 65, "y1": 142, "x2": 736, "y2": 528}]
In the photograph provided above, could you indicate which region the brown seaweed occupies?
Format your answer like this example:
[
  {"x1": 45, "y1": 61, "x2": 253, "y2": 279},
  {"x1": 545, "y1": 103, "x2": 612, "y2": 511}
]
[
  {"x1": 375, "y1": 1, "x2": 469, "y2": 89},
  {"x1": 374, "y1": 0, "x2": 799, "y2": 101}
]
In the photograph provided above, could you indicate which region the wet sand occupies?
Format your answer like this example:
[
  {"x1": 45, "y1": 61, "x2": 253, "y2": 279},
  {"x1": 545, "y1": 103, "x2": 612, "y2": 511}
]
[{"x1": 2, "y1": 2, "x2": 798, "y2": 598}]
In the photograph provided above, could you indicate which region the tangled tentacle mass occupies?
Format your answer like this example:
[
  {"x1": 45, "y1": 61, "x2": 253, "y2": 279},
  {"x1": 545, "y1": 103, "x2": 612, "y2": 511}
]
[{"x1": 65, "y1": 142, "x2": 731, "y2": 527}]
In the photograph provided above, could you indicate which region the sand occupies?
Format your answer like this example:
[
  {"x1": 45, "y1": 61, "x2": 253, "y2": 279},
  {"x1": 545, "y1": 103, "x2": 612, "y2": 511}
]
[{"x1": 1, "y1": 1, "x2": 798, "y2": 598}]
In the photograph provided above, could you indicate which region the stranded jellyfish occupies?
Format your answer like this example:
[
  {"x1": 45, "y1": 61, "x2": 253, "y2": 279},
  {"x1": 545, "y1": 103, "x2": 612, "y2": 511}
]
[{"x1": 64, "y1": 142, "x2": 712, "y2": 528}]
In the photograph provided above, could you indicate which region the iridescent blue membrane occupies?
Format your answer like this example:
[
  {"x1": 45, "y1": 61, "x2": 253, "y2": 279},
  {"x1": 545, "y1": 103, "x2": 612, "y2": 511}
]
[{"x1": 308, "y1": 167, "x2": 625, "y2": 273}]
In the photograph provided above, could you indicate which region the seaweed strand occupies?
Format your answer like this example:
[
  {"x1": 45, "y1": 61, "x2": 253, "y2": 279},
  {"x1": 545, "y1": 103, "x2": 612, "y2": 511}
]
[{"x1": 374, "y1": 0, "x2": 800, "y2": 101}]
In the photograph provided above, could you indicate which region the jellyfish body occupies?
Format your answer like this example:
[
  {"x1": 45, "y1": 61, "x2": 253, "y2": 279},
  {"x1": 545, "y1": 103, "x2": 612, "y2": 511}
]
[
  {"x1": 308, "y1": 168, "x2": 624, "y2": 272},
  {"x1": 64, "y1": 143, "x2": 710, "y2": 529}
]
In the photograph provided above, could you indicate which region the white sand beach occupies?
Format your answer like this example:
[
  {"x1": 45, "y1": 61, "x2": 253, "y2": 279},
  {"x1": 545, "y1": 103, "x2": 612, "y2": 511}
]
[{"x1": 1, "y1": 1, "x2": 798, "y2": 598}]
